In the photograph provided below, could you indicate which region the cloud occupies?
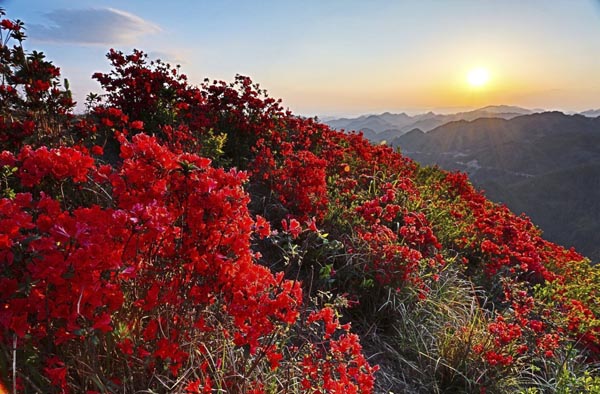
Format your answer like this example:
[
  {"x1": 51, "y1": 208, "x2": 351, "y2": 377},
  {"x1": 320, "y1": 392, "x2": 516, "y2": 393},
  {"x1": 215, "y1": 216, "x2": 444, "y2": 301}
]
[
  {"x1": 147, "y1": 50, "x2": 188, "y2": 65},
  {"x1": 29, "y1": 8, "x2": 161, "y2": 45}
]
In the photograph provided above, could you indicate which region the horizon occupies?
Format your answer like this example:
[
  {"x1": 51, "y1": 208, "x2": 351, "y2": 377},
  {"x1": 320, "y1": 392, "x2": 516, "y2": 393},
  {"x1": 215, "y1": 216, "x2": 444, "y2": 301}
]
[
  {"x1": 318, "y1": 105, "x2": 597, "y2": 120},
  {"x1": 4, "y1": 0, "x2": 600, "y2": 118}
]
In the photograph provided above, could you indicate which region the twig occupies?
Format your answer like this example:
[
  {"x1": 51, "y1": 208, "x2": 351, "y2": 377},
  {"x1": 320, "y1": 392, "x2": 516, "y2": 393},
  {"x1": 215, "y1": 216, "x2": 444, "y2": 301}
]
[{"x1": 12, "y1": 335, "x2": 16, "y2": 394}]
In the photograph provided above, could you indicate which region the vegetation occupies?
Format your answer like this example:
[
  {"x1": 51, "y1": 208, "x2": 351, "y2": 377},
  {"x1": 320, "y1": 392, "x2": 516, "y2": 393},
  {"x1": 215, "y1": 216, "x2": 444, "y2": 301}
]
[{"x1": 1, "y1": 10, "x2": 599, "y2": 393}]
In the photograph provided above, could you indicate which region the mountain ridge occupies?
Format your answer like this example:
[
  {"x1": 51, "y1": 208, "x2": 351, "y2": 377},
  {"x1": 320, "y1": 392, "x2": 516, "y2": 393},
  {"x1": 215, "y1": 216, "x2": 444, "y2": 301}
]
[
  {"x1": 325, "y1": 106, "x2": 600, "y2": 144},
  {"x1": 324, "y1": 105, "x2": 536, "y2": 143}
]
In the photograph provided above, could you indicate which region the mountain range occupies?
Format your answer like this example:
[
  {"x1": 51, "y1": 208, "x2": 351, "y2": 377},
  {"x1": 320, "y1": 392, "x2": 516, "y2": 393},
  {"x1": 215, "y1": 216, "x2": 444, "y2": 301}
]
[
  {"x1": 390, "y1": 111, "x2": 600, "y2": 261},
  {"x1": 325, "y1": 105, "x2": 600, "y2": 144},
  {"x1": 324, "y1": 105, "x2": 534, "y2": 142}
]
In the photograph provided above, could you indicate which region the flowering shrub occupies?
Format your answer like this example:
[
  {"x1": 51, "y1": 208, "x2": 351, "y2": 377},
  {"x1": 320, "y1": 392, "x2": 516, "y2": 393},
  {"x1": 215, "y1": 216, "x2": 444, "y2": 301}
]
[
  {"x1": 0, "y1": 9, "x2": 74, "y2": 153},
  {"x1": 0, "y1": 132, "x2": 376, "y2": 392}
]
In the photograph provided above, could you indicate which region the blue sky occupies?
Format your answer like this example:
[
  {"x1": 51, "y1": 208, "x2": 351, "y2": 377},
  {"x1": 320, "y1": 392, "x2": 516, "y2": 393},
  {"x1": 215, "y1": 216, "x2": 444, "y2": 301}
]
[{"x1": 3, "y1": 0, "x2": 600, "y2": 116}]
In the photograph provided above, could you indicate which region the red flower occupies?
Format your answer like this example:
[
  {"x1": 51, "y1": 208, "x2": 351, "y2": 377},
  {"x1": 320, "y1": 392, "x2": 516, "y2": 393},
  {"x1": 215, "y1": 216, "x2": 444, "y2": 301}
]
[
  {"x1": 529, "y1": 320, "x2": 543, "y2": 333},
  {"x1": 43, "y1": 357, "x2": 68, "y2": 389},
  {"x1": 306, "y1": 217, "x2": 318, "y2": 232},
  {"x1": 131, "y1": 120, "x2": 144, "y2": 130},
  {"x1": 267, "y1": 351, "x2": 283, "y2": 370},
  {"x1": 91, "y1": 145, "x2": 104, "y2": 156},
  {"x1": 117, "y1": 339, "x2": 134, "y2": 355},
  {"x1": 282, "y1": 218, "x2": 302, "y2": 238},
  {"x1": 254, "y1": 215, "x2": 271, "y2": 238},
  {"x1": 185, "y1": 380, "x2": 201, "y2": 393},
  {"x1": 0, "y1": 19, "x2": 17, "y2": 30},
  {"x1": 9, "y1": 313, "x2": 28, "y2": 338}
]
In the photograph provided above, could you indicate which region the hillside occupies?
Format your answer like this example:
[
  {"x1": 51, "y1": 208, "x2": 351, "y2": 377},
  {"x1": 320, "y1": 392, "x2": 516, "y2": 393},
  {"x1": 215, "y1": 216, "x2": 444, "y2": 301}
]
[
  {"x1": 392, "y1": 112, "x2": 600, "y2": 261},
  {"x1": 1, "y1": 12, "x2": 600, "y2": 394}
]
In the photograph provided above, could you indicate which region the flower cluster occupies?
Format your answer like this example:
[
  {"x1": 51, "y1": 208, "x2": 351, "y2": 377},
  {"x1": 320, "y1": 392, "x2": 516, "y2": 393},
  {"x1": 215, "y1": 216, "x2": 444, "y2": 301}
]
[
  {"x1": 1, "y1": 9, "x2": 74, "y2": 152},
  {"x1": 302, "y1": 307, "x2": 377, "y2": 393},
  {"x1": 1, "y1": 134, "x2": 314, "y2": 391}
]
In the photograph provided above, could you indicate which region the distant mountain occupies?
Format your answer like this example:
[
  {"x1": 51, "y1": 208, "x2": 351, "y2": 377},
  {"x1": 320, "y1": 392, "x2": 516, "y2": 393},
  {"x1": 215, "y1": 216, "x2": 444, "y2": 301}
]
[
  {"x1": 324, "y1": 105, "x2": 536, "y2": 143},
  {"x1": 392, "y1": 111, "x2": 600, "y2": 261},
  {"x1": 325, "y1": 112, "x2": 425, "y2": 139},
  {"x1": 474, "y1": 105, "x2": 534, "y2": 114},
  {"x1": 581, "y1": 109, "x2": 600, "y2": 117}
]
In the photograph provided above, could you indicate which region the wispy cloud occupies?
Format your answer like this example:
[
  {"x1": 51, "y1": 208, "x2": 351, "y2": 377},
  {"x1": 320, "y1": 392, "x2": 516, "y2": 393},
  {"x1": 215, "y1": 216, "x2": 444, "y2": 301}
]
[
  {"x1": 147, "y1": 50, "x2": 188, "y2": 65},
  {"x1": 29, "y1": 8, "x2": 161, "y2": 45}
]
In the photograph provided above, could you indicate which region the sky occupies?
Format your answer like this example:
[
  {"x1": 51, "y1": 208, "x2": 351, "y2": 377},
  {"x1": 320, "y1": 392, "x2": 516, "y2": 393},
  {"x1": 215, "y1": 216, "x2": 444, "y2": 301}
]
[{"x1": 3, "y1": 0, "x2": 600, "y2": 117}]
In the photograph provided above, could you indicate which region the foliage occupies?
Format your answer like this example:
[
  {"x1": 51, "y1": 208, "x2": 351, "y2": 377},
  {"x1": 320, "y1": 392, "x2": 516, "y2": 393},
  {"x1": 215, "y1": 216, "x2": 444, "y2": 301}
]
[{"x1": 0, "y1": 9, "x2": 74, "y2": 152}]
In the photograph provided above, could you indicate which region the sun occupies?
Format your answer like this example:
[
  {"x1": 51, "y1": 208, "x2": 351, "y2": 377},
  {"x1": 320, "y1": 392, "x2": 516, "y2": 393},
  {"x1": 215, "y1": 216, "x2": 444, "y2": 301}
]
[{"x1": 467, "y1": 67, "x2": 490, "y2": 87}]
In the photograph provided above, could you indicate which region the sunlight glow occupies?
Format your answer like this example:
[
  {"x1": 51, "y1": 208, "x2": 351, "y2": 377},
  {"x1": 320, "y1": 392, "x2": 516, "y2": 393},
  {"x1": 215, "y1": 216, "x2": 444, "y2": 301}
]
[{"x1": 467, "y1": 68, "x2": 490, "y2": 87}]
